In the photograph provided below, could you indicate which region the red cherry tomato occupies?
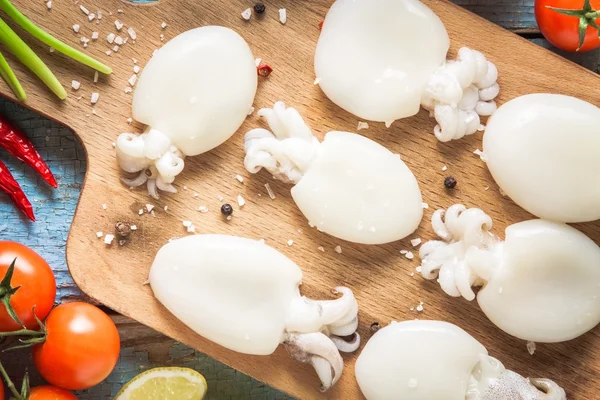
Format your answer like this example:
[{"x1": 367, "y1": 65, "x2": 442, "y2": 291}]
[
  {"x1": 535, "y1": 0, "x2": 600, "y2": 52},
  {"x1": 29, "y1": 385, "x2": 78, "y2": 399},
  {"x1": 0, "y1": 382, "x2": 4, "y2": 399},
  {"x1": 0, "y1": 241, "x2": 56, "y2": 331},
  {"x1": 33, "y1": 302, "x2": 120, "y2": 391}
]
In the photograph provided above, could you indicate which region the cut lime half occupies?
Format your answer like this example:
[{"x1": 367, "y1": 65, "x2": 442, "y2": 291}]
[{"x1": 114, "y1": 367, "x2": 207, "y2": 400}]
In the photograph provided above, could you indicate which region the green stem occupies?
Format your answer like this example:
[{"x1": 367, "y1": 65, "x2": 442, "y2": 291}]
[
  {"x1": 0, "y1": 328, "x2": 44, "y2": 337},
  {"x1": 0, "y1": 51, "x2": 26, "y2": 101},
  {"x1": 0, "y1": 17, "x2": 66, "y2": 99},
  {"x1": 0, "y1": 360, "x2": 23, "y2": 400},
  {"x1": 0, "y1": 0, "x2": 112, "y2": 75},
  {"x1": 586, "y1": 11, "x2": 600, "y2": 19}
]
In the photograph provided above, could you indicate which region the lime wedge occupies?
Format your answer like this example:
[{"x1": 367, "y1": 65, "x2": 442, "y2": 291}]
[{"x1": 114, "y1": 367, "x2": 207, "y2": 400}]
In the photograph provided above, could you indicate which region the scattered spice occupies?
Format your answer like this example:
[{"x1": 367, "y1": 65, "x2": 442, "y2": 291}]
[
  {"x1": 319, "y1": 21, "x2": 324, "y2": 30},
  {"x1": 370, "y1": 322, "x2": 380, "y2": 332},
  {"x1": 115, "y1": 221, "x2": 132, "y2": 238},
  {"x1": 257, "y1": 63, "x2": 273, "y2": 77},
  {"x1": 221, "y1": 203, "x2": 233, "y2": 217},
  {"x1": 444, "y1": 176, "x2": 457, "y2": 189},
  {"x1": 88, "y1": 13, "x2": 96, "y2": 22},
  {"x1": 114, "y1": 36, "x2": 124, "y2": 45},
  {"x1": 254, "y1": 3, "x2": 266, "y2": 13}
]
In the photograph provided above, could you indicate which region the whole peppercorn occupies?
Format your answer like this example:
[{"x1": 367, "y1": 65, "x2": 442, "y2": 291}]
[
  {"x1": 444, "y1": 176, "x2": 457, "y2": 189},
  {"x1": 254, "y1": 3, "x2": 266, "y2": 13},
  {"x1": 115, "y1": 221, "x2": 132, "y2": 238},
  {"x1": 221, "y1": 203, "x2": 234, "y2": 217}
]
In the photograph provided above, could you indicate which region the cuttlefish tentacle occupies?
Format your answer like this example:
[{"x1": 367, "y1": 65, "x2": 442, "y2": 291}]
[
  {"x1": 422, "y1": 47, "x2": 499, "y2": 142},
  {"x1": 419, "y1": 204, "x2": 499, "y2": 300},
  {"x1": 244, "y1": 101, "x2": 320, "y2": 184}
]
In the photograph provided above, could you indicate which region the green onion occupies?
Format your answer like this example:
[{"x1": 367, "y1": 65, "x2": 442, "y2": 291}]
[
  {"x1": 0, "y1": 17, "x2": 66, "y2": 99},
  {"x1": 0, "y1": 0, "x2": 112, "y2": 74},
  {"x1": 0, "y1": 51, "x2": 25, "y2": 101}
]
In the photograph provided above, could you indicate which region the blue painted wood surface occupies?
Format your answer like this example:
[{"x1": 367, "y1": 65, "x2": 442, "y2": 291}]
[{"x1": 0, "y1": 0, "x2": 598, "y2": 398}]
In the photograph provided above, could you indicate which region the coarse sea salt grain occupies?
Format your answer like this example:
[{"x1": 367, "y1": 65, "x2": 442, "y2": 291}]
[
  {"x1": 73, "y1": 24, "x2": 80, "y2": 33},
  {"x1": 124, "y1": 87, "x2": 133, "y2": 94},
  {"x1": 133, "y1": 65, "x2": 141, "y2": 74},
  {"x1": 317, "y1": 246, "x2": 325, "y2": 252},
  {"x1": 130, "y1": 225, "x2": 137, "y2": 230},
  {"x1": 91, "y1": 92, "x2": 100, "y2": 104},
  {"x1": 405, "y1": 251, "x2": 414, "y2": 260},
  {"x1": 416, "y1": 303, "x2": 424, "y2": 312},
  {"x1": 46, "y1": 1, "x2": 52, "y2": 10},
  {"x1": 527, "y1": 341, "x2": 536, "y2": 355},
  {"x1": 127, "y1": 118, "x2": 133, "y2": 124},
  {"x1": 416, "y1": 266, "x2": 422, "y2": 273},
  {"x1": 237, "y1": 194, "x2": 246, "y2": 207},
  {"x1": 411, "y1": 238, "x2": 422, "y2": 247},
  {"x1": 161, "y1": 22, "x2": 167, "y2": 29},
  {"x1": 80, "y1": 5, "x2": 90, "y2": 15},
  {"x1": 105, "y1": 50, "x2": 112, "y2": 56},
  {"x1": 104, "y1": 234, "x2": 114, "y2": 245},
  {"x1": 113, "y1": 45, "x2": 119, "y2": 53},
  {"x1": 96, "y1": 231, "x2": 103, "y2": 238},
  {"x1": 138, "y1": 209, "x2": 143, "y2": 215},
  {"x1": 93, "y1": 71, "x2": 99, "y2": 83},
  {"x1": 279, "y1": 8, "x2": 287, "y2": 24},
  {"x1": 145, "y1": 204, "x2": 154, "y2": 212},
  {"x1": 114, "y1": 36, "x2": 124, "y2": 45},
  {"x1": 442, "y1": 165, "x2": 448, "y2": 172},
  {"x1": 357, "y1": 121, "x2": 369, "y2": 131},
  {"x1": 335, "y1": 245, "x2": 342, "y2": 254},
  {"x1": 92, "y1": 31, "x2": 99, "y2": 40},
  {"x1": 88, "y1": 13, "x2": 96, "y2": 22},
  {"x1": 313, "y1": 77, "x2": 321, "y2": 85},
  {"x1": 422, "y1": 202, "x2": 429, "y2": 209},
  {"x1": 128, "y1": 74, "x2": 138, "y2": 87},
  {"x1": 247, "y1": 107, "x2": 255, "y2": 116},
  {"x1": 264, "y1": 183, "x2": 276, "y2": 199},
  {"x1": 474, "y1": 149, "x2": 486, "y2": 161},
  {"x1": 241, "y1": 8, "x2": 252, "y2": 20},
  {"x1": 199, "y1": 206, "x2": 209, "y2": 213},
  {"x1": 287, "y1": 239, "x2": 294, "y2": 246},
  {"x1": 114, "y1": 20, "x2": 124, "y2": 31},
  {"x1": 236, "y1": 174, "x2": 244, "y2": 183},
  {"x1": 255, "y1": 58, "x2": 262, "y2": 67},
  {"x1": 71, "y1": 80, "x2": 81, "y2": 90},
  {"x1": 127, "y1": 27, "x2": 137, "y2": 40},
  {"x1": 106, "y1": 33, "x2": 115, "y2": 43}
]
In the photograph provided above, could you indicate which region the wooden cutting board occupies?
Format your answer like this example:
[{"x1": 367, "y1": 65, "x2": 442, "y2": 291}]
[{"x1": 3, "y1": 0, "x2": 599, "y2": 398}]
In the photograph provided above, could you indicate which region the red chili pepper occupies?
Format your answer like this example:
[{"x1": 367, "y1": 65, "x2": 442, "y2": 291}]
[
  {"x1": 257, "y1": 63, "x2": 273, "y2": 77},
  {"x1": 319, "y1": 21, "x2": 324, "y2": 30},
  {"x1": 0, "y1": 116, "x2": 57, "y2": 188},
  {"x1": 0, "y1": 159, "x2": 35, "y2": 221}
]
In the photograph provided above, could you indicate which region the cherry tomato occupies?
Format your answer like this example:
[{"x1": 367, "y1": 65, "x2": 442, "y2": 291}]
[
  {"x1": 0, "y1": 382, "x2": 4, "y2": 399},
  {"x1": 0, "y1": 241, "x2": 56, "y2": 331},
  {"x1": 33, "y1": 302, "x2": 120, "y2": 391},
  {"x1": 535, "y1": 0, "x2": 600, "y2": 52},
  {"x1": 29, "y1": 386, "x2": 78, "y2": 400}
]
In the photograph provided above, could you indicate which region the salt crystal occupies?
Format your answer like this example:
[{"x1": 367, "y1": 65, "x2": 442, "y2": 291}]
[
  {"x1": 218, "y1": 195, "x2": 224, "y2": 202},
  {"x1": 49, "y1": 47, "x2": 55, "y2": 53},
  {"x1": 80, "y1": 5, "x2": 90, "y2": 15},
  {"x1": 527, "y1": 341, "x2": 536, "y2": 355},
  {"x1": 111, "y1": 142, "x2": 116, "y2": 148},
  {"x1": 138, "y1": 209, "x2": 143, "y2": 215},
  {"x1": 127, "y1": 27, "x2": 137, "y2": 40},
  {"x1": 416, "y1": 266, "x2": 422, "y2": 273},
  {"x1": 96, "y1": 231, "x2": 103, "y2": 238},
  {"x1": 71, "y1": 80, "x2": 81, "y2": 90},
  {"x1": 237, "y1": 194, "x2": 246, "y2": 207},
  {"x1": 405, "y1": 251, "x2": 414, "y2": 260},
  {"x1": 106, "y1": 33, "x2": 115, "y2": 43},
  {"x1": 241, "y1": 8, "x2": 252, "y2": 20},
  {"x1": 93, "y1": 71, "x2": 99, "y2": 83},
  {"x1": 164, "y1": 206, "x2": 168, "y2": 212},
  {"x1": 264, "y1": 183, "x2": 276, "y2": 199},
  {"x1": 128, "y1": 74, "x2": 138, "y2": 87},
  {"x1": 161, "y1": 22, "x2": 167, "y2": 29},
  {"x1": 441, "y1": 165, "x2": 448, "y2": 172},
  {"x1": 236, "y1": 174, "x2": 244, "y2": 183},
  {"x1": 357, "y1": 121, "x2": 369, "y2": 131},
  {"x1": 114, "y1": 20, "x2": 124, "y2": 31},
  {"x1": 298, "y1": 228, "x2": 303, "y2": 234},
  {"x1": 473, "y1": 149, "x2": 487, "y2": 161},
  {"x1": 124, "y1": 87, "x2": 133, "y2": 94},
  {"x1": 114, "y1": 36, "x2": 124, "y2": 45},
  {"x1": 279, "y1": 8, "x2": 287, "y2": 24},
  {"x1": 132, "y1": 58, "x2": 137, "y2": 64},
  {"x1": 145, "y1": 204, "x2": 154, "y2": 212},
  {"x1": 113, "y1": 45, "x2": 119, "y2": 52},
  {"x1": 130, "y1": 225, "x2": 137, "y2": 230},
  {"x1": 484, "y1": 186, "x2": 490, "y2": 191},
  {"x1": 317, "y1": 246, "x2": 325, "y2": 252},
  {"x1": 117, "y1": 9, "x2": 123, "y2": 14},
  {"x1": 97, "y1": 10, "x2": 102, "y2": 20},
  {"x1": 183, "y1": 186, "x2": 187, "y2": 190},
  {"x1": 186, "y1": 225, "x2": 196, "y2": 233},
  {"x1": 335, "y1": 245, "x2": 342, "y2": 254},
  {"x1": 88, "y1": 13, "x2": 96, "y2": 22},
  {"x1": 133, "y1": 65, "x2": 141, "y2": 74},
  {"x1": 102, "y1": 203, "x2": 107, "y2": 210},
  {"x1": 182, "y1": 220, "x2": 192, "y2": 227},
  {"x1": 255, "y1": 58, "x2": 262, "y2": 67},
  {"x1": 410, "y1": 238, "x2": 422, "y2": 247},
  {"x1": 91, "y1": 92, "x2": 100, "y2": 104},
  {"x1": 105, "y1": 50, "x2": 112, "y2": 56},
  {"x1": 46, "y1": 1, "x2": 52, "y2": 10},
  {"x1": 247, "y1": 107, "x2": 255, "y2": 115},
  {"x1": 422, "y1": 202, "x2": 429, "y2": 209},
  {"x1": 410, "y1": 272, "x2": 414, "y2": 277},
  {"x1": 400, "y1": 250, "x2": 408, "y2": 255},
  {"x1": 199, "y1": 206, "x2": 209, "y2": 213},
  {"x1": 104, "y1": 234, "x2": 115, "y2": 245},
  {"x1": 73, "y1": 24, "x2": 80, "y2": 33},
  {"x1": 313, "y1": 77, "x2": 321, "y2": 85},
  {"x1": 409, "y1": 307, "x2": 414, "y2": 311},
  {"x1": 287, "y1": 239, "x2": 294, "y2": 246},
  {"x1": 416, "y1": 303, "x2": 424, "y2": 312}
]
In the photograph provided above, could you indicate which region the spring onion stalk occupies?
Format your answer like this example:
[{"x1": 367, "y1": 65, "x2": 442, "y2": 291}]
[
  {"x1": 0, "y1": 51, "x2": 25, "y2": 101},
  {"x1": 0, "y1": 0, "x2": 112, "y2": 75},
  {"x1": 0, "y1": 17, "x2": 66, "y2": 99}
]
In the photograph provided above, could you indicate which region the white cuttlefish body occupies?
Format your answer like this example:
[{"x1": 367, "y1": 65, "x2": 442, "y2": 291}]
[
  {"x1": 356, "y1": 320, "x2": 566, "y2": 400},
  {"x1": 243, "y1": 102, "x2": 423, "y2": 245},
  {"x1": 483, "y1": 93, "x2": 600, "y2": 222},
  {"x1": 314, "y1": 0, "x2": 500, "y2": 142},
  {"x1": 149, "y1": 234, "x2": 360, "y2": 391},
  {"x1": 419, "y1": 204, "x2": 600, "y2": 343},
  {"x1": 115, "y1": 26, "x2": 258, "y2": 199}
]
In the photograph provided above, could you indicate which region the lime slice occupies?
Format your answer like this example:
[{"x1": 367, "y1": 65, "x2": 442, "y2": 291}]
[{"x1": 114, "y1": 367, "x2": 207, "y2": 400}]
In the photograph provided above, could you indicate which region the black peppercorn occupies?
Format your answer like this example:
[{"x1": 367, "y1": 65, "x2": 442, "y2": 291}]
[
  {"x1": 221, "y1": 203, "x2": 233, "y2": 217},
  {"x1": 370, "y1": 322, "x2": 381, "y2": 333},
  {"x1": 254, "y1": 3, "x2": 265, "y2": 13},
  {"x1": 444, "y1": 176, "x2": 457, "y2": 189}
]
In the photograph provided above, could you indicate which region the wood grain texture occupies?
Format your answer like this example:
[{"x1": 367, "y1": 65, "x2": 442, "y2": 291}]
[{"x1": 2, "y1": 0, "x2": 600, "y2": 399}]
